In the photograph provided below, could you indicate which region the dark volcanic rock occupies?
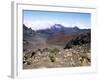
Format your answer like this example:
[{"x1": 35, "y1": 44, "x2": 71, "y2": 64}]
[
  {"x1": 23, "y1": 24, "x2": 35, "y2": 37},
  {"x1": 64, "y1": 31, "x2": 91, "y2": 49}
]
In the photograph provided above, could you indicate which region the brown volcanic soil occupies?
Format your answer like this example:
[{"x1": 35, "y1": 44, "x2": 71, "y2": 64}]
[{"x1": 47, "y1": 34, "x2": 77, "y2": 46}]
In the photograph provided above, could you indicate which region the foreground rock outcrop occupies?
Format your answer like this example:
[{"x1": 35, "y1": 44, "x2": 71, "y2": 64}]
[{"x1": 23, "y1": 44, "x2": 90, "y2": 69}]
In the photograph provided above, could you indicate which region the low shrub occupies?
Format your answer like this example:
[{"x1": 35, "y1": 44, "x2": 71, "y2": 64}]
[
  {"x1": 49, "y1": 48, "x2": 60, "y2": 55},
  {"x1": 49, "y1": 54, "x2": 56, "y2": 62}
]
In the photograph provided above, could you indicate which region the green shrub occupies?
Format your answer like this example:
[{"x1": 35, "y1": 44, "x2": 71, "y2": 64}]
[
  {"x1": 27, "y1": 61, "x2": 31, "y2": 65},
  {"x1": 49, "y1": 48, "x2": 60, "y2": 55},
  {"x1": 49, "y1": 55, "x2": 56, "y2": 62}
]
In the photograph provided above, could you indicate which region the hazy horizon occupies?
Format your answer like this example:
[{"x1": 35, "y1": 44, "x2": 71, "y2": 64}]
[{"x1": 23, "y1": 10, "x2": 91, "y2": 30}]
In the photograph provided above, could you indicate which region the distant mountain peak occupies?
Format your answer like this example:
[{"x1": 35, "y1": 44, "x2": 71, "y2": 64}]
[
  {"x1": 73, "y1": 26, "x2": 80, "y2": 29},
  {"x1": 51, "y1": 24, "x2": 64, "y2": 29},
  {"x1": 51, "y1": 24, "x2": 64, "y2": 31},
  {"x1": 72, "y1": 26, "x2": 80, "y2": 32}
]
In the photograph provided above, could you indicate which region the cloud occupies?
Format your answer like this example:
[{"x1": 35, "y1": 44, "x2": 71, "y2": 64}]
[
  {"x1": 73, "y1": 22, "x2": 90, "y2": 29},
  {"x1": 24, "y1": 20, "x2": 55, "y2": 30},
  {"x1": 24, "y1": 20, "x2": 90, "y2": 30}
]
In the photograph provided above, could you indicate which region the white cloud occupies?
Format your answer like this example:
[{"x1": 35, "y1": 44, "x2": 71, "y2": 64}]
[
  {"x1": 73, "y1": 22, "x2": 90, "y2": 29},
  {"x1": 24, "y1": 20, "x2": 56, "y2": 30},
  {"x1": 24, "y1": 20, "x2": 90, "y2": 30}
]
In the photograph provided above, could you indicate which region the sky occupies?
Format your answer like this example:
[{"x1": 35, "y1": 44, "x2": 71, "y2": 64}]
[{"x1": 23, "y1": 10, "x2": 91, "y2": 30}]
